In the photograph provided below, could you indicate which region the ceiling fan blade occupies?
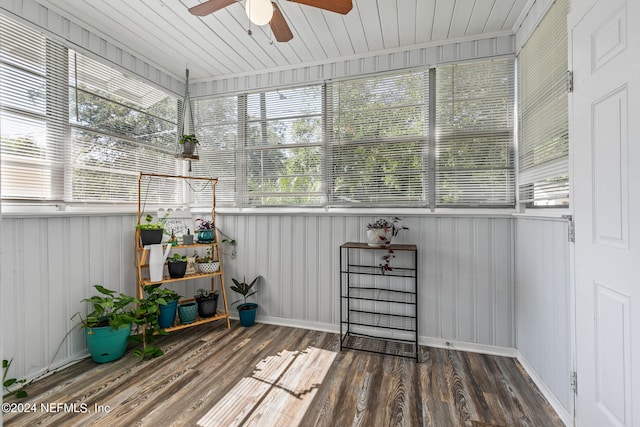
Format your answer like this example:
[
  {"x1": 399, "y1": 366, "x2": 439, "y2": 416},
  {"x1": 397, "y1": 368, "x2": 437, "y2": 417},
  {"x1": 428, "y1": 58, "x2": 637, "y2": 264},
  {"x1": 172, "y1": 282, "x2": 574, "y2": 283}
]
[
  {"x1": 270, "y1": 3, "x2": 294, "y2": 42},
  {"x1": 189, "y1": 0, "x2": 237, "y2": 16},
  {"x1": 288, "y1": 0, "x2": 352, "y2": 14}
]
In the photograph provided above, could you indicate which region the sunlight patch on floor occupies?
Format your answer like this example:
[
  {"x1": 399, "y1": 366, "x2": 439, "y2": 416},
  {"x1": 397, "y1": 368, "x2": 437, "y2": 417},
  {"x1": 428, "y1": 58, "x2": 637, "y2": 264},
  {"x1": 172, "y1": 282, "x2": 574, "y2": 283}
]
[{"x1": 197, "y1": 346, "x2": 337, "y2": 427}]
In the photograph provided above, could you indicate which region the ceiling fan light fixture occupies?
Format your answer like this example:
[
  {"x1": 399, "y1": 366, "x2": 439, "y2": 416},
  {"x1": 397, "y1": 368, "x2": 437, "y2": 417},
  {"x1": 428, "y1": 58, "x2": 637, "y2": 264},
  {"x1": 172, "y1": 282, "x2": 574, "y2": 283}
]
[{"x1": 246, "y1": 0, "x2": 273, "y2": 26}]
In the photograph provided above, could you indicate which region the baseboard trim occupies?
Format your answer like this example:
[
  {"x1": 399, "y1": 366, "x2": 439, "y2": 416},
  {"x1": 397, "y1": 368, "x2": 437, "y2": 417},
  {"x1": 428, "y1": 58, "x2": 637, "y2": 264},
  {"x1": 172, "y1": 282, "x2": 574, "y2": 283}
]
[
  {"x1": 419, "y1": 336, "x2": 518, "y2": 357},
  {"x1": 517, "y1": 352, "x2": 573, "y2": 427}
]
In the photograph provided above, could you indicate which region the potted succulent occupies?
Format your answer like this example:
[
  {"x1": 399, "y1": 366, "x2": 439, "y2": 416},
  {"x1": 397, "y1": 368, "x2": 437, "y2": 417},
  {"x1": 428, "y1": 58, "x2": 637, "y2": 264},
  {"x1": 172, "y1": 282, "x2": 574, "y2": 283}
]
[
  {"x1": 195, "y1": 288, "x2": 219, "y2": 318},
  {"x1": 195, "y1": 217, "x2": 215, "y2": 242},
  {"x1": 230, "y1": 276, "x2": 260, "y2": 327},
  {"x1": 72, "y1": 285, "x2": 137, "y2": 363},
  {"x1": 196, "y1": 248, "x2": 219, "y2": 273},
  {"x1": 178, "y1": 133, "x2": 200, "y2": 159},
  {"x1": 137, "y1": 213, "x2": 167, "y2": 246},
  {"x1": 167, "y1": 253, "x2": 188, "y2": 278},
  {"x1": 182, "y1": 228, "x2": 194, "y2": 245}
]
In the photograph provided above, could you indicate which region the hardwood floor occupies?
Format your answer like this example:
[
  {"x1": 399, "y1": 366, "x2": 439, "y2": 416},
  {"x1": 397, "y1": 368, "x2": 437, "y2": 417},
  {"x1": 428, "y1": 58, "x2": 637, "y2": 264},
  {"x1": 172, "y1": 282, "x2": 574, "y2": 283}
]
[{"x1": 3, "y1": 322, "x2": 564, "y2": 426}]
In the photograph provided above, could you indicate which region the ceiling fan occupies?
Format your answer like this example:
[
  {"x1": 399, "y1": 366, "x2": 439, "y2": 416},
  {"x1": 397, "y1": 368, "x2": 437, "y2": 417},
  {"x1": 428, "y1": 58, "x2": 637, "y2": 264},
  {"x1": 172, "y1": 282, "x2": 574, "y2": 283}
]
[{"x1": 188, "y1": 0, "x2": 353, "y2": 42}]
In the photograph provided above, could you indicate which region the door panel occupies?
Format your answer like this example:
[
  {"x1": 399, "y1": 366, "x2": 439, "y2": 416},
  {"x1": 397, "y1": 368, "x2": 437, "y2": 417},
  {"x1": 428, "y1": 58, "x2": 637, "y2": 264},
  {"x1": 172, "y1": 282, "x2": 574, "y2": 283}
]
[{"x1": 572, "y1": 0, "x2": 639, "y2": 425}]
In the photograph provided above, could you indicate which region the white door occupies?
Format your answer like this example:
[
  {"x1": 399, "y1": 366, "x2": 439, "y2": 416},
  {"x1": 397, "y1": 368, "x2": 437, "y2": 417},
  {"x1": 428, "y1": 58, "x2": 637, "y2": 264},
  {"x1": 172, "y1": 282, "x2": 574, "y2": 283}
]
[{"x1": 572, "y1": 0, "x2": 639, "y2": 425}]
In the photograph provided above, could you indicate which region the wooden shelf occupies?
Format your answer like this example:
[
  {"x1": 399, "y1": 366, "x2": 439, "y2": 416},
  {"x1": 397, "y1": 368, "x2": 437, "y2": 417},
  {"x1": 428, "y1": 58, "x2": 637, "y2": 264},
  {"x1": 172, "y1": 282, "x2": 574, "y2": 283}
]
[
  {"x1": 139, "y1": 271, "x2": 222, "y2": 286},
  {"x1": 136, "y1": 173, "x2": 230, "y2": 332},
  {"x1": 163, "y1": 310, "x2": 228, "y2": 332}
]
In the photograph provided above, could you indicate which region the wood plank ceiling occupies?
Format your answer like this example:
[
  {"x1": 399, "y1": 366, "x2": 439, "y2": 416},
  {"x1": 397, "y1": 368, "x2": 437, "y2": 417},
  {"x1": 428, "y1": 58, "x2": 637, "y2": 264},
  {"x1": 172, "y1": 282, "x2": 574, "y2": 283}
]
[{"x1": 34, "y1": 0, "x2": 529, "y2": 83}]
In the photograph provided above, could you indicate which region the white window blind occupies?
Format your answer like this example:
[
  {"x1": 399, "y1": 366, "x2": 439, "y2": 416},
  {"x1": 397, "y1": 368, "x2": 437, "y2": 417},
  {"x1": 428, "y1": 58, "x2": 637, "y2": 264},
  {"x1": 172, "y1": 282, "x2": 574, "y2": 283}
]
[
  {"x1": 69, "y1": 52, "x2": 180, "y2": 203},
  {"x1": 238, "y1": 86, "x2": 324, "y2": 206},
  {"x1": 436, "y1": 59, "x2": 515, "y2": 207},
  {"x1": 0, "y1": 16, "x2": 67, "y2": 201},
  {"x1": 518, "y1": 0, "x2": 569, "y2": 206},
  {"x1": 327, "y1": 71, "x2": 429, "y2": 206},
  {"x1": 191, "y1": 95, "x2": 238, "y2": 207}
]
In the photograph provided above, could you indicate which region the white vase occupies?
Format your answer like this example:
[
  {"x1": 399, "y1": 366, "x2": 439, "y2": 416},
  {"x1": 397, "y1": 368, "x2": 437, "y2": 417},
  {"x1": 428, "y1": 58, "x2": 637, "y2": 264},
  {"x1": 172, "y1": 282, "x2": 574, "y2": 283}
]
[{"x1": 366, "y1": 228, "x2": 393, "y2": 247}]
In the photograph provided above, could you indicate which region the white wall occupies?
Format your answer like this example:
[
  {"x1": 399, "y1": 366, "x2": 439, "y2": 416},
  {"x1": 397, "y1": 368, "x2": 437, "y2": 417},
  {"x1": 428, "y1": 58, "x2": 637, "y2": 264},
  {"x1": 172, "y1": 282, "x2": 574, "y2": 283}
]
[
  {"x1": 1, "y1": 212, "x2": 515, "y2": 381},
  {"x1": 218, "y1": 214, "x2": 515, "y2": 351},
  {"x1": 515, "y1": 217, "x2": 572, "y2": 423}
]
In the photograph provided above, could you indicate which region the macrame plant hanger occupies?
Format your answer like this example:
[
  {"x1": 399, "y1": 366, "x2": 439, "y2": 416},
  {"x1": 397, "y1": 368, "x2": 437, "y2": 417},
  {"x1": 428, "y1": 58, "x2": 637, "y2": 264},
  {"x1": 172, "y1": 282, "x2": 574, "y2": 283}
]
[{"x1": 175, "y1": 68, "x2": 199, "y2": 169}]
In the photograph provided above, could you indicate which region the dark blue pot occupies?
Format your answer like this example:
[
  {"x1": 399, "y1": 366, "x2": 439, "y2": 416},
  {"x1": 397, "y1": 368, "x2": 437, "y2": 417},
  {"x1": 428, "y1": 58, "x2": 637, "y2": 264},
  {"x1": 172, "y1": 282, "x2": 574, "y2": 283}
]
[
  {"x1": 158, "y1": 299, "x2": 178, "y2": 329},
  {"x1": 237, "y1": 303, "x2": 258, "y2": 327}
]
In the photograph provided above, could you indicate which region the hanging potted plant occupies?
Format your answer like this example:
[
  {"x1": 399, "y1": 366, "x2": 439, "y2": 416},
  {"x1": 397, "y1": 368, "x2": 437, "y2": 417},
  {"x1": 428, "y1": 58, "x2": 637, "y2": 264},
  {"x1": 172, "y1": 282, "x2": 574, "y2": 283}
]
[
  {"x1": 195, "y1": 217, "x2": 215, "y2": 243},
  {"x1": 72, "y1": 285, "x2": 137, "y2": 364},
  {"x1": 178, "y1": 134, "x2": 200, "y2": 159},
  {"x1": 195, "y1": 288, "x2": 219, "y2": 318},
  {"x1": 230, "y1": 276, "x2": 260, "y2": 327}
]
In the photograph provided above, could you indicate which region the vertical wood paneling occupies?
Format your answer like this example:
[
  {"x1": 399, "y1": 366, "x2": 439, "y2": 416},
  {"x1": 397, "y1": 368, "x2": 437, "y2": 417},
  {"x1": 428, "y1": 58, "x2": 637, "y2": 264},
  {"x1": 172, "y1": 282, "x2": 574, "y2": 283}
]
[
  {"x1": 217, "y1": 214, "x2": 514, "y2": 349},
  {"x1": 515, "y1": 218, "x2": 572, "y2": 412},
  {"x1": 1, "y1": 215, "x2": 139, "y2": 382},
  {"x1": 2, "y1": 212, "x2": 516, "y2": 382}
]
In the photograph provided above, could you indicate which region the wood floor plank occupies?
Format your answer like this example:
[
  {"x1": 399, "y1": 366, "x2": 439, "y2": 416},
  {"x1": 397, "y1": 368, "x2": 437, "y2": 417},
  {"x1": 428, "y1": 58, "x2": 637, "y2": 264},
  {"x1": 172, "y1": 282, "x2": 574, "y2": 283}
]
[{"x1": 3, "y1": 323, "x2": 565, "y2": 427}]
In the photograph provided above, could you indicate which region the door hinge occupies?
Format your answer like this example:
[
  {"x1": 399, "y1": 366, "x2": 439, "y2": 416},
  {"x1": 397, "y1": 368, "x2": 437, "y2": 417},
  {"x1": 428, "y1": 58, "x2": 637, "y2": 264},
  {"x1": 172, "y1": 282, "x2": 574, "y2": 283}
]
[
  {"x1": 564, "y1": 215, "x2": 575, "y2": 243},
  {"x1": 571, "y1": 371, "x2": 578, "y2": 394},
  {"x1": 567, "y1": 71, "x2": 574, "y2": 93}
]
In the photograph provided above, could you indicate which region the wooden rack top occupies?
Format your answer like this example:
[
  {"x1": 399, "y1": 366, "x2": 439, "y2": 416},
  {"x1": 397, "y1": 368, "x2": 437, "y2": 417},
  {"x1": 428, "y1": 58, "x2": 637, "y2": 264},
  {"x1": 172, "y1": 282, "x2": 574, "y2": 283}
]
[{"x1": 341, "y1": 242, "x2": 417, "y2": 251}]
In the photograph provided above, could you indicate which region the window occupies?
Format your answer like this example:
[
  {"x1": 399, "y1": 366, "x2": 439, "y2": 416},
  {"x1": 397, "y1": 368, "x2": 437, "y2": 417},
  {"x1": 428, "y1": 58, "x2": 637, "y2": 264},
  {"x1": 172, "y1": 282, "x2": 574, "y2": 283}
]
[
  {"x1": 0, "y1": 15, "x2": 180, "y2": 205},
  {"x1": 518, "y1": 0, "x2": 569, "y2": 207},
  {"x1": 69, "y1": 52, "x2": 179, "y2": 203},
  {"x1": 191, "y1": 95, "x2": 238, "y2": 207},
  {"x1": 194, "y1": 59, "x2": 515, "y2": 209},
  {"x1": 0, "y1": 16, "x2": 66, "y2": 201},
  {"x1": 328, "y1": 71, "x2": 429, "y2": 207},
  {"x1": 436, "y1": 60, "x2": 515, "y2": 207}
]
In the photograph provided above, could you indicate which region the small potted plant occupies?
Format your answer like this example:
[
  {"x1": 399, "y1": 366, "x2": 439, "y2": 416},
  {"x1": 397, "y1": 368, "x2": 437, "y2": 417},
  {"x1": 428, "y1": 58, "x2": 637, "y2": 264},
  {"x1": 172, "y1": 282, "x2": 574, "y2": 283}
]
[
  {"x1": 366, "y1": 217, "x2": 408, "y2": 247},
  {"x1": 178, "y1": 133, "x2": 200, "y2": 159},
  {"x1": 230, "y1": 276, "x2": 260, "y2": 327},
  {"x1": 196, "y1": 248, "x2": 219, "y2": 273},
  {"x1": 137, "y1": 213, "x2": 167, "y2": 246},
  {"x1": 366, "y1": 217, "x2": 409, "y2": 273},
  {"x1": 144, "y1": 285, "x2": 182, "y2": 329},
  {"x1": 195, "y1": 288, "x2": 219, "y2": 318},
  {"x1": 195, "y1": 217, "x2": 215, "y2": 242},
  {"x1": 182, "y1": 228, "x2": 194, "y2": 245},
  {"x1": 167, "y1": 253, "x2": 188, "y2": 278},
  {"x1": 72, "y1": 285, "x2": 137, "y2": 363}
]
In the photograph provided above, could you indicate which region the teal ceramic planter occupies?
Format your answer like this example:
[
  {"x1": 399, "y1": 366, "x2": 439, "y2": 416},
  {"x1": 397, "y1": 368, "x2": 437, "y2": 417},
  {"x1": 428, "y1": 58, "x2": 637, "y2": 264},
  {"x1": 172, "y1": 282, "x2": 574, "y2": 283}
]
[
  {"x1": 178, "y1": 302, "x2": 198, "y2": 324},
  {"x1": 197, "y1": 229, "x2": 214, "y2": 242},
  {"x1": 158, "y1": 299, "x2": 178, "y2": 328},
  {"x1": 85, "y1": 323, "x2": 131, "y2": 363},
  {"x1": 237, "y1": 303, "x2": 258, "y2": 327}
]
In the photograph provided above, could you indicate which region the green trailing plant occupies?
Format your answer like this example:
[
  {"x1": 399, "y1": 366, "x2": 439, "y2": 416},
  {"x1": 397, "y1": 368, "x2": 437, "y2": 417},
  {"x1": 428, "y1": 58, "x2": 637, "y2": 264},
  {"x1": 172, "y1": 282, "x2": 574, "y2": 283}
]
[
  {"x1": 230, "y1": 276, "x2": 260, "y2": 309},
  {"x1": 3, "y1": 358, "x2": 29, "y2": 399},
  {"x1": 367, "y1": 217, "x2": 409, "y2": 274},
  {"x1": 136, "y1": 212, "x2": 168, "y2": 230},
  {"x1": 130, "y1": 285, "x2": 181, "y2": 360},
  {"x1": 196, "y1": 248, "x2": 213, "y2": 263},
  {"x1": 72, "y1": 285, "x2": 137, "y2": 329}
]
